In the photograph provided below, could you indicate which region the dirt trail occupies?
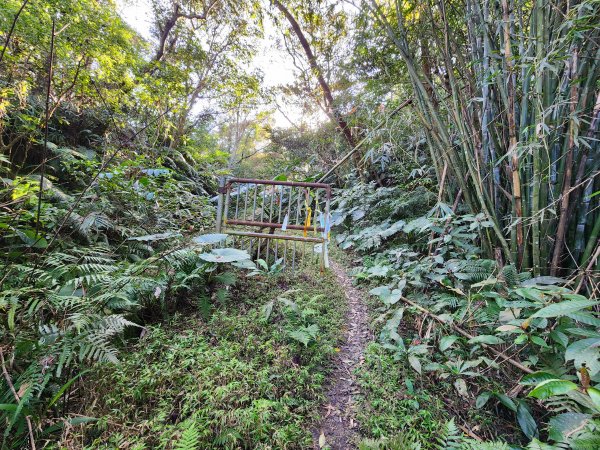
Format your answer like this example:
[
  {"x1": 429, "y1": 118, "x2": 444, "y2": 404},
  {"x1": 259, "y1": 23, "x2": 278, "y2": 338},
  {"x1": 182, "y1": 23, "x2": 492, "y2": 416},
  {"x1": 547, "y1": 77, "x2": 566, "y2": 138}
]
[{"x1": 313, "y1": 260, "x2": 371, "y2": 449}]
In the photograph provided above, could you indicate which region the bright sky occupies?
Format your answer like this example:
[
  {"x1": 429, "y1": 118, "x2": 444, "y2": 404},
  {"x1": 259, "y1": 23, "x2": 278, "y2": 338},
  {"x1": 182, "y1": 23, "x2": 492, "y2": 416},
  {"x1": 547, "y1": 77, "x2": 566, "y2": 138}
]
[{"x1": 115, "y1": 0, "x2": 304, "y2": 128}]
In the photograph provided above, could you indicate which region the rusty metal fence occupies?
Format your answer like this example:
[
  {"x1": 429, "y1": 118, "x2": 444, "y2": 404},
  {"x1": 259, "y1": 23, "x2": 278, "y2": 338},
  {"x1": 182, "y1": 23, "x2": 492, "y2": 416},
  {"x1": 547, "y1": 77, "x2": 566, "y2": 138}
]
[{"x1": 215, "y1": 177, "x2": 331, "y2": 272}]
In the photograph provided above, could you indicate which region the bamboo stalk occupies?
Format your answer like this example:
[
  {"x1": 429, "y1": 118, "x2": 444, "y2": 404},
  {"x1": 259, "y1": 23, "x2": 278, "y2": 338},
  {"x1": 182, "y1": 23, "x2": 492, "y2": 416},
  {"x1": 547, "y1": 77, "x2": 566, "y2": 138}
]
[
  {"x1": 502, "y1": 0, "x2": 524, "y2": 268},
  {"x1": 551, "y1": 49, "x2": 580, "y2": 275},
  {"x1": 365, "y1": 0, "x2": 599, "y2": 276}
]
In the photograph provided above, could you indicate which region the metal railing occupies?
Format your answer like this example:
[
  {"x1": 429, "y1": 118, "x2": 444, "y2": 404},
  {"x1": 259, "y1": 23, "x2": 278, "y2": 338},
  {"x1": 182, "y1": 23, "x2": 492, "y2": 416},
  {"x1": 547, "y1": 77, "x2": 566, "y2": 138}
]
[{"x1": 216, "y1": 177, "x2": 331, "y2": 272}]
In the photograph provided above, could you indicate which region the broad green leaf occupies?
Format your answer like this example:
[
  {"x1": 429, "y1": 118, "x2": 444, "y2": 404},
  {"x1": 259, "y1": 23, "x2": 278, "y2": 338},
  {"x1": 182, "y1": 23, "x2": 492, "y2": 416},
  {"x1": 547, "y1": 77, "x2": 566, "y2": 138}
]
[
  {"x1": 528, "y1": 379, "x2": 578, "y2": 399},
  {"x1": 514, "y1": 288, "x2": 544, "y2": 302},
  {"x1": 565, "y1": 328, "x2": 600, "y2": 338},
  {"x1": 369, "y1": 286, "x2": 390, "y2": 296},
  {"x1": 565, "y1": 338, "x2": 600, "y2": 378},
  {"x1": 468, "y1": 335, "x2": 505, "y2": 345},
  {"x1": 367, "y1": 265, "x2": 390, "y2": 277},
  {"x1": 352, "y1": 209, "x2": 366, "y2": 221},
  {"x1": 128, "y1": 231, "x2": 182, "y2": 241},
  {"x1": 439, "y1": 335, "x2": 459, "y2": 352},
  {"x1": 517, "y1": 401, "x2": 538, "y2": 439},
  {"x1": 408, "y1": 344, "x2": 429, "y2": 355},
  {"x1": 232, "y1": 259, "x2": 257, "y2": 270},
  {"x1": 530, "y1": 336, "x2": 549, "y2": 348},
  {"x1": 383, "y1": 290, "x2": 403, "y2": 306},
  {"x1": 549, "y1": 330, "x2": 569, "y2": 348},
  {"x1": 520, "y1": 371, "x2": 560, "y2": 386},
  {"x1": 199, "y1": 248, "x2": 251, "y2": 263},
  {"x1": 495, "y1": 393, "x2": 517, "y2": 412},
  {"x1": 562, "y1": 293, "x2": 591, "y2": 302},
  {"x1": 15, "y1": 228, "x2": 48, "y2": 248},
  {"x1": 587, "y1": 387, "x2": 600, "y2": 411},
  {"x1": 369, "y1": 285, "x2": 403, "y2": 306},
  {"x1": 531, "y1": 299, "x2": 599, "y2": 318},
  {"x1": 476, "y1": 391, "x2": 492, "y2": 408},
  {"x1": 192, "y1": 233, "x2": 228, "y2": 244},
  {"x1": 380, "y1": 308, "x2": 405, "y2": 345},
  {"x1": 566, "y1": 311, "x2": 600, "y2": 327},
  {"x1": 521, "y1": 276, "x2": 565, "y2": 286},
  {"x1": 496, "y1": 324, "x2": 520, "y2": 332},
  {"x1": 548, "y1": 412, "x2": 592, "y2": 442},
  {"x1": 408, "y1": 355, "x2": 421, "y2": 374},
  {"x1": 514, "y1": 334, "x2": 528, "y2": 345}
]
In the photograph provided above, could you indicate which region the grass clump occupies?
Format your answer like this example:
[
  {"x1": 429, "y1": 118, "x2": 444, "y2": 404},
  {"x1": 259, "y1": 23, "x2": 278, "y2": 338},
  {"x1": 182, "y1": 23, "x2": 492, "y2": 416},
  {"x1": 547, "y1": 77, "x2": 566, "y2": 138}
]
[{"x1": 356, "y1": 342, "x2": 447, "y2": 449}]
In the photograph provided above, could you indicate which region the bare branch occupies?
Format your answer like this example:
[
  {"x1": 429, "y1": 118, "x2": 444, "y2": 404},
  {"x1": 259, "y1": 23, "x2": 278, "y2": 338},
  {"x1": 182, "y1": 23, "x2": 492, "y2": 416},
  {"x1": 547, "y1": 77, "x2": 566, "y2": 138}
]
[{"x1": 0, "y1": 0, "x2": 30, "y2": 65}]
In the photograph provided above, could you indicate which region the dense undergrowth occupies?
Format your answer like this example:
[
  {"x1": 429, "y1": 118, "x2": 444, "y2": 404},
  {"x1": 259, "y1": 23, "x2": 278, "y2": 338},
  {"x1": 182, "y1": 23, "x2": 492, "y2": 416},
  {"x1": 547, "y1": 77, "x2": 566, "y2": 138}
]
[
  {"x1": 53, "y1": 263, "x2": 346, "y2": 449},
  {"x1": 1, "y1": 1, "x2": 244, "y2": 446},
  {"x1": 2, "y1": 0, "x2": 599, "y2": 448},
  {"x1": 331, "y1": 178, "x2": 600, "y2": 449}
]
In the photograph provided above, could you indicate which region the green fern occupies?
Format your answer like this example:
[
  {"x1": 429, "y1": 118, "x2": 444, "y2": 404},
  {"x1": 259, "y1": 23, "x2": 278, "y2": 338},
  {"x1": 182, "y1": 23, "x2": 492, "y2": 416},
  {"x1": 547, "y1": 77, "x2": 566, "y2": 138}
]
[
  {"x1": 462, "y1": 441, "x2": 509, "y2": 449},
  {"x1": 500, "y1": 264, "x2": 519, "y2": 288},
  {"x1": 455, "y1": 259, "x2": 496, "y2": 283},
  {"x1": 526, "y1": 439, "x2": 561, "y2": 449},
  {"x1": 435, "y1": 419, "x2": 463, "y2": 449},
  {"x1": 359, "y1": 434, "x2": 422, "y2": 450},
  {"x1": 173, "y1": 421, "x2": 200, "y2": 450}
]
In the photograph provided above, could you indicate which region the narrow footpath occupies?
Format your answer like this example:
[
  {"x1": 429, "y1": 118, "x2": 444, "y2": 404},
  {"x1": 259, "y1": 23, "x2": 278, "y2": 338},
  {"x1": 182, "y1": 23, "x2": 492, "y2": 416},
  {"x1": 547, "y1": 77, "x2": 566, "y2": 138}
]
[{"x1": 313, "y1": 260, "x2": 371, "y2": 449}]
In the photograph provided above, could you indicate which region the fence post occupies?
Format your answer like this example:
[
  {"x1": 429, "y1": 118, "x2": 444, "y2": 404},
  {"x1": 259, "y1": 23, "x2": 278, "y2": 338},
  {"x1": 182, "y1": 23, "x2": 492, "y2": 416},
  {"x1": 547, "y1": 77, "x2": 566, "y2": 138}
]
[
  {"x1": 216, "y1": 177, "x2": 225, "y2": 233},
  {"x1": 322, "y1": 188, "x2": 331, "y2": 270}
]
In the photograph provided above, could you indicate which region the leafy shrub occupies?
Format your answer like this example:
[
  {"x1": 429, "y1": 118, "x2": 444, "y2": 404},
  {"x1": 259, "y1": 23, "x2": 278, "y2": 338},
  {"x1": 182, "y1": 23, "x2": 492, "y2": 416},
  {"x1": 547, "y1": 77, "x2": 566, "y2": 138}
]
[{"x1": 334, "y1": 181, "x2": 600, "y2": 447}]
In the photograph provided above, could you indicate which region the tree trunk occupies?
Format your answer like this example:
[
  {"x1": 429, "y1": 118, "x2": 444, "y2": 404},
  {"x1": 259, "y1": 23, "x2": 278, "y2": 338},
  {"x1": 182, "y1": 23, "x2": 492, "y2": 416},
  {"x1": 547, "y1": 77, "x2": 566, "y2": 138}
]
[{"x1": 272, "y1": 0, "x2": 358, "y2": 153}]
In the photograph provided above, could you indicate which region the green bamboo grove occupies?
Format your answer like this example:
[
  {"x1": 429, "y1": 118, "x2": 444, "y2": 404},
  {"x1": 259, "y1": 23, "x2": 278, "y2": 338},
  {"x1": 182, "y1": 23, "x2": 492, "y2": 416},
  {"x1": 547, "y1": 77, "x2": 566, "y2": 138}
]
[{"x1": 366, "y1": 0, "x2": 599, "y2": 285}]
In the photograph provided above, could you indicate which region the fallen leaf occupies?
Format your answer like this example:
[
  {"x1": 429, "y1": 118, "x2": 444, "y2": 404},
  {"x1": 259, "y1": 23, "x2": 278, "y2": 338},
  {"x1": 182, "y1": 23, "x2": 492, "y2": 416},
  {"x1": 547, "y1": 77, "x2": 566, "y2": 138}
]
[
  {"x1": 17, "y1": 383, "x2": 30, "y2": 399},
  {"x1": 324, "y1": 404, "x2": 335, "y2": 418},
  {"x1": 454, "y1": 378, "x2": 469, "y2": 398},
  {"x1": 319, "y1": 432, "x2": 326, "y2": 448}
]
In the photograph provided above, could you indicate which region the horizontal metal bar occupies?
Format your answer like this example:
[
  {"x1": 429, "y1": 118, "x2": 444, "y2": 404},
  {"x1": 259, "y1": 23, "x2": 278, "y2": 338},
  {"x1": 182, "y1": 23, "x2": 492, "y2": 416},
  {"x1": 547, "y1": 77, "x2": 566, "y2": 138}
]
[
  {"x1": 227, "y1": 219, "x2": 325, "y2": 232},
  {"x1": 224, "y1": 230, "x2": 325, "y2": 243},
  {"x1": 228, "y1": 177, "x2": 331, "y2": 193}
]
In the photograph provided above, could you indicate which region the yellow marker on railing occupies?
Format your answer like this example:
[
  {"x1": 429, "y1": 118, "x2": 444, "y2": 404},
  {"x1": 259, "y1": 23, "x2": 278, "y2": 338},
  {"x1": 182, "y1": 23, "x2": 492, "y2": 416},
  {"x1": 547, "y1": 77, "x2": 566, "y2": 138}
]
[{"x1": 303, "y1": 207, "x2": 312, "y2": 237}]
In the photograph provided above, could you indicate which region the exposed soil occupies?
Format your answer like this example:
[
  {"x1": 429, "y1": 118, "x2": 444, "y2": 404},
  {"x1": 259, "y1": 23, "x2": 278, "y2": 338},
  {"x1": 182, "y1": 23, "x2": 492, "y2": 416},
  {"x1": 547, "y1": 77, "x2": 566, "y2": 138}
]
[{"x1": 312, "y1": 260, "x2": 371, "y2": 449}]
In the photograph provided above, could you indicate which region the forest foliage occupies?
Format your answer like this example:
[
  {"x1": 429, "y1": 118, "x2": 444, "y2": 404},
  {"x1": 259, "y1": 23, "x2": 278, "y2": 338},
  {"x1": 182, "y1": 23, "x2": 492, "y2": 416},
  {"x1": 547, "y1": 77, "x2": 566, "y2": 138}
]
[{"x1": 1, "y1": 0, "x2": 599, "y2": 448}]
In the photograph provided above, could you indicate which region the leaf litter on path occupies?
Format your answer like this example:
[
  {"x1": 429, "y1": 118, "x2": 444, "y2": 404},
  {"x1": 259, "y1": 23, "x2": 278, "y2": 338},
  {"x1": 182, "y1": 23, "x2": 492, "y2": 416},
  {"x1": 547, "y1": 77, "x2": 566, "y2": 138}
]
[{"x1": 312, "y1": 260, "x2": 371, "y2": 449}]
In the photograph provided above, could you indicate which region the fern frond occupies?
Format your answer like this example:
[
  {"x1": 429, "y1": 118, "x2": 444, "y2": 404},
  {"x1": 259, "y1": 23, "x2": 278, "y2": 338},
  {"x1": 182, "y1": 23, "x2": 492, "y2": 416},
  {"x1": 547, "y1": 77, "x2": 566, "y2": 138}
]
[
  {"x1": 455, "y1": 259, "x2": 496, "y2": 282},
  {"x1": 500, "y1": 265, "x2": 519, "y2": 288},
  {"x1": 460, "y1": 440, "x2": 509, "y2": 449},
  {"x1": 174, "y1": 421, "x2": 200, "y2": 450},
  {"x1": 435, "y1": 419, "x2": 462, "y2": 450}
]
